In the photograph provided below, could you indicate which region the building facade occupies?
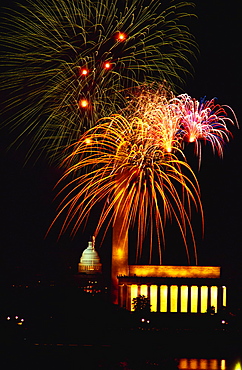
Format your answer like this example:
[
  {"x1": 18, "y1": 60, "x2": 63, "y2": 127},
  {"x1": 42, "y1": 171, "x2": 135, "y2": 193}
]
[{"x1": 117, "y1": 266, "x2": 226, "y2": 313}]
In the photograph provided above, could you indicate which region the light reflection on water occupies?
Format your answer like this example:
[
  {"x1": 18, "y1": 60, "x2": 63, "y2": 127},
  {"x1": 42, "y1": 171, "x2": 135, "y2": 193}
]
[
  {"x1": 178, "y1": 359, "x2": 241, "y2": 370},
  {"x1": 178, "y1": 359, "x2": 226, "y2": 370}
]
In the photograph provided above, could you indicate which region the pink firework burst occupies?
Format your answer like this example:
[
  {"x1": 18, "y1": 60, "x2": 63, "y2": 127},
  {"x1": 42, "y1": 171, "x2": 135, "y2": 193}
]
[{"x1": 171, "y1": 94, "x2": 237, "y2": 162}]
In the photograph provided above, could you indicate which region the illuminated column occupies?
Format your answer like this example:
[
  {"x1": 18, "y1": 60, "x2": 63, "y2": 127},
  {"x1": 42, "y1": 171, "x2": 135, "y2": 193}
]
[
  {"x1": 160, "y1": 285, "x2": 168, "y2": 312},
  {"x1": 210, "y1": 286, "x2": 218, "y2": 313},
  {"x1": 222, "y1": 286, "x2": 226, "y2": 307},
  {"x1": 112, "y1": 199, "x2": 129, "y2": 304},
  {"x1": 140, "y1": 284, "x2": 148, "y2": 297},
  {"x1": 150, "y1": 285, "x2": 158, "y2": 312},
  {"x1": 180, "y1": 285, "x2": 188, "y2": 313},
  {"x1": 218, "y1": 286, "x2": 227, "y2": 309}
]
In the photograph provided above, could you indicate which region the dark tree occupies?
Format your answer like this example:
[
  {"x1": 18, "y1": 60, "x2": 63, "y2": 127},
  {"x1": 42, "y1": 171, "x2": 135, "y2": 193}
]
[{"x1": 132, "y1": 295, "x2": 151, "y2": 313}]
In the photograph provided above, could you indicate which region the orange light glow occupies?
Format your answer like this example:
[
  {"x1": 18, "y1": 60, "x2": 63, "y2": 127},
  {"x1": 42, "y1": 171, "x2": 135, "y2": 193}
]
[
  {"x1": 104, "y1": 62, "x2": 111, "y2": 69},
  {"x1": 189, "y1": 135, "x2": 195, "y2": 142},
  {"x1": 80, "y1": 68, "x2": 88, "y2": 76},
  {"x1": 116, "y1": 32, "x2": 127, "y2": 41},
  {"x1": 79, "y1": 99, "x2": 89, "y2": 108},
  {"x1": 84, "y1": 138, "x2": 92, "y2": 145},
  {"x1": 129, "y1": 265, "x2": 220, "y2": 278}
]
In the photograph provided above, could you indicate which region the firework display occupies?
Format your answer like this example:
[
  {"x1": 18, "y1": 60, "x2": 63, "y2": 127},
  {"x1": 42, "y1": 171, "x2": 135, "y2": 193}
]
[
  {"x1": 0, "y1": 1, "x2": 238, "y2": 264},
  {"x1": 0, "y1": 0, "x2": 196, "y2": 164},
  {"x1": 52, "y1": 113, "x2": 203, "y2": 263},
  {"x1": 51, "y1": 85, "x2": 237, "y2": 263}
]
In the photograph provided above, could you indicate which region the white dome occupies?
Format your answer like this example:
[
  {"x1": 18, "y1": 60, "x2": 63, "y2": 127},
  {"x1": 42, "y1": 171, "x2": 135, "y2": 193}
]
[{"x1": 78, "y1": 240, "x2": 102, "y2": 274}]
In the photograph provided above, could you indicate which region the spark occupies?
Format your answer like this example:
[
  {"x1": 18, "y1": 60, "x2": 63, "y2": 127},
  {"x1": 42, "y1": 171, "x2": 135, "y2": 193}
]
[
  {"x1": 116, "y1": 32, "x2": 127, "y2": 41},
  {"x1": 79, "y1": 99, "x2": 89, "y2": 108},
  {"x1": 103, "y1": 62, "x2": 112, "y2": 70},
  {"x1": 80, "y1": 68, "x2": 89, "y2": 76}
]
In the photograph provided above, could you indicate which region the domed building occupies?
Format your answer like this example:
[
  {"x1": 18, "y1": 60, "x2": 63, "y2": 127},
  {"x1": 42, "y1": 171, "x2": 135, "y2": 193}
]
[
  {"x1": 75, "y1": 237, "x2": 106, "y2": 295},
  {"x1": 78, "y1": 238, "x2": 102, "y2": 274}
]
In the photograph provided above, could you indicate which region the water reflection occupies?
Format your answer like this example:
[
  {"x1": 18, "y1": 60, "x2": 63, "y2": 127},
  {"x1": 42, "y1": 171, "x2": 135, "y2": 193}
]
[
  {"x1": 178, "y1": 359, "x2": 226, "y2": 370},
  {"x1": 178, "y1": 359, "x2": 241, "y2": 370}
]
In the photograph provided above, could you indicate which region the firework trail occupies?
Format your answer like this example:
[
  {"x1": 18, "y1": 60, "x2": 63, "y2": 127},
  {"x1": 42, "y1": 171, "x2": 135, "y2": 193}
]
[
  {"x1": 51, "y1": 114, "x2": 203, "y2": 264},
  {"x1": 0, "y1": 0, "x2": 197, "y2": 164}
]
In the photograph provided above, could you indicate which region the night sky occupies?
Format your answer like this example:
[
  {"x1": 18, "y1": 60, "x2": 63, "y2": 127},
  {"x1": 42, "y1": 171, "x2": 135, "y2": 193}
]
[{"x1": 0, "y1": 0, "x2": 242, "y2": 289}]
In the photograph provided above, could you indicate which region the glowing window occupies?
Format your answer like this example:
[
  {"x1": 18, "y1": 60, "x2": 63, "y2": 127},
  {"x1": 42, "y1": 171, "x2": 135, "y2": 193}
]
[
  {"x1": 191, "y1": 285, "x2": 198, "y2": 313},
  {"x1": 160, "y1": 285, "x2": 168, "y2": 312},
  {"x1": 140, "y1": 284, "x2": 148, "y2": 297},
  {"x1": 222, "y1": 286, "x2": 226, "y2": 307},
  {"x1": 170, "y1": 285, "x2": 178, "y2": 312},
  {"x1": 150, "y1": 285, "x2": 157, "y2": 312},
  {"x1": 210, "y1": 286, "x2": 218, "y2": 313},
  {"x1": 180, "y1": 285, "x2": 188, "y2": 312},
  {"x1": 201, "y1": 286, "x2": 208, "y2": 313},
  {"x1": 131, "y1": 285, "x2": 138, "y2": 311}
]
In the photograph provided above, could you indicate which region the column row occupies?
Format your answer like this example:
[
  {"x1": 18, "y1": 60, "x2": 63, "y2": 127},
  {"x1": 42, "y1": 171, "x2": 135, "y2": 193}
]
[{"x1": 119, "y1": 283, "x2": 226, "y2": 313}]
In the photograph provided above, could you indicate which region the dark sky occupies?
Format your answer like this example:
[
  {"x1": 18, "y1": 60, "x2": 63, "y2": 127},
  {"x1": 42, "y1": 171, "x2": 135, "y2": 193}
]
[{"x1": 0, "y1": 0, "x2": 241, "y2": 285}]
